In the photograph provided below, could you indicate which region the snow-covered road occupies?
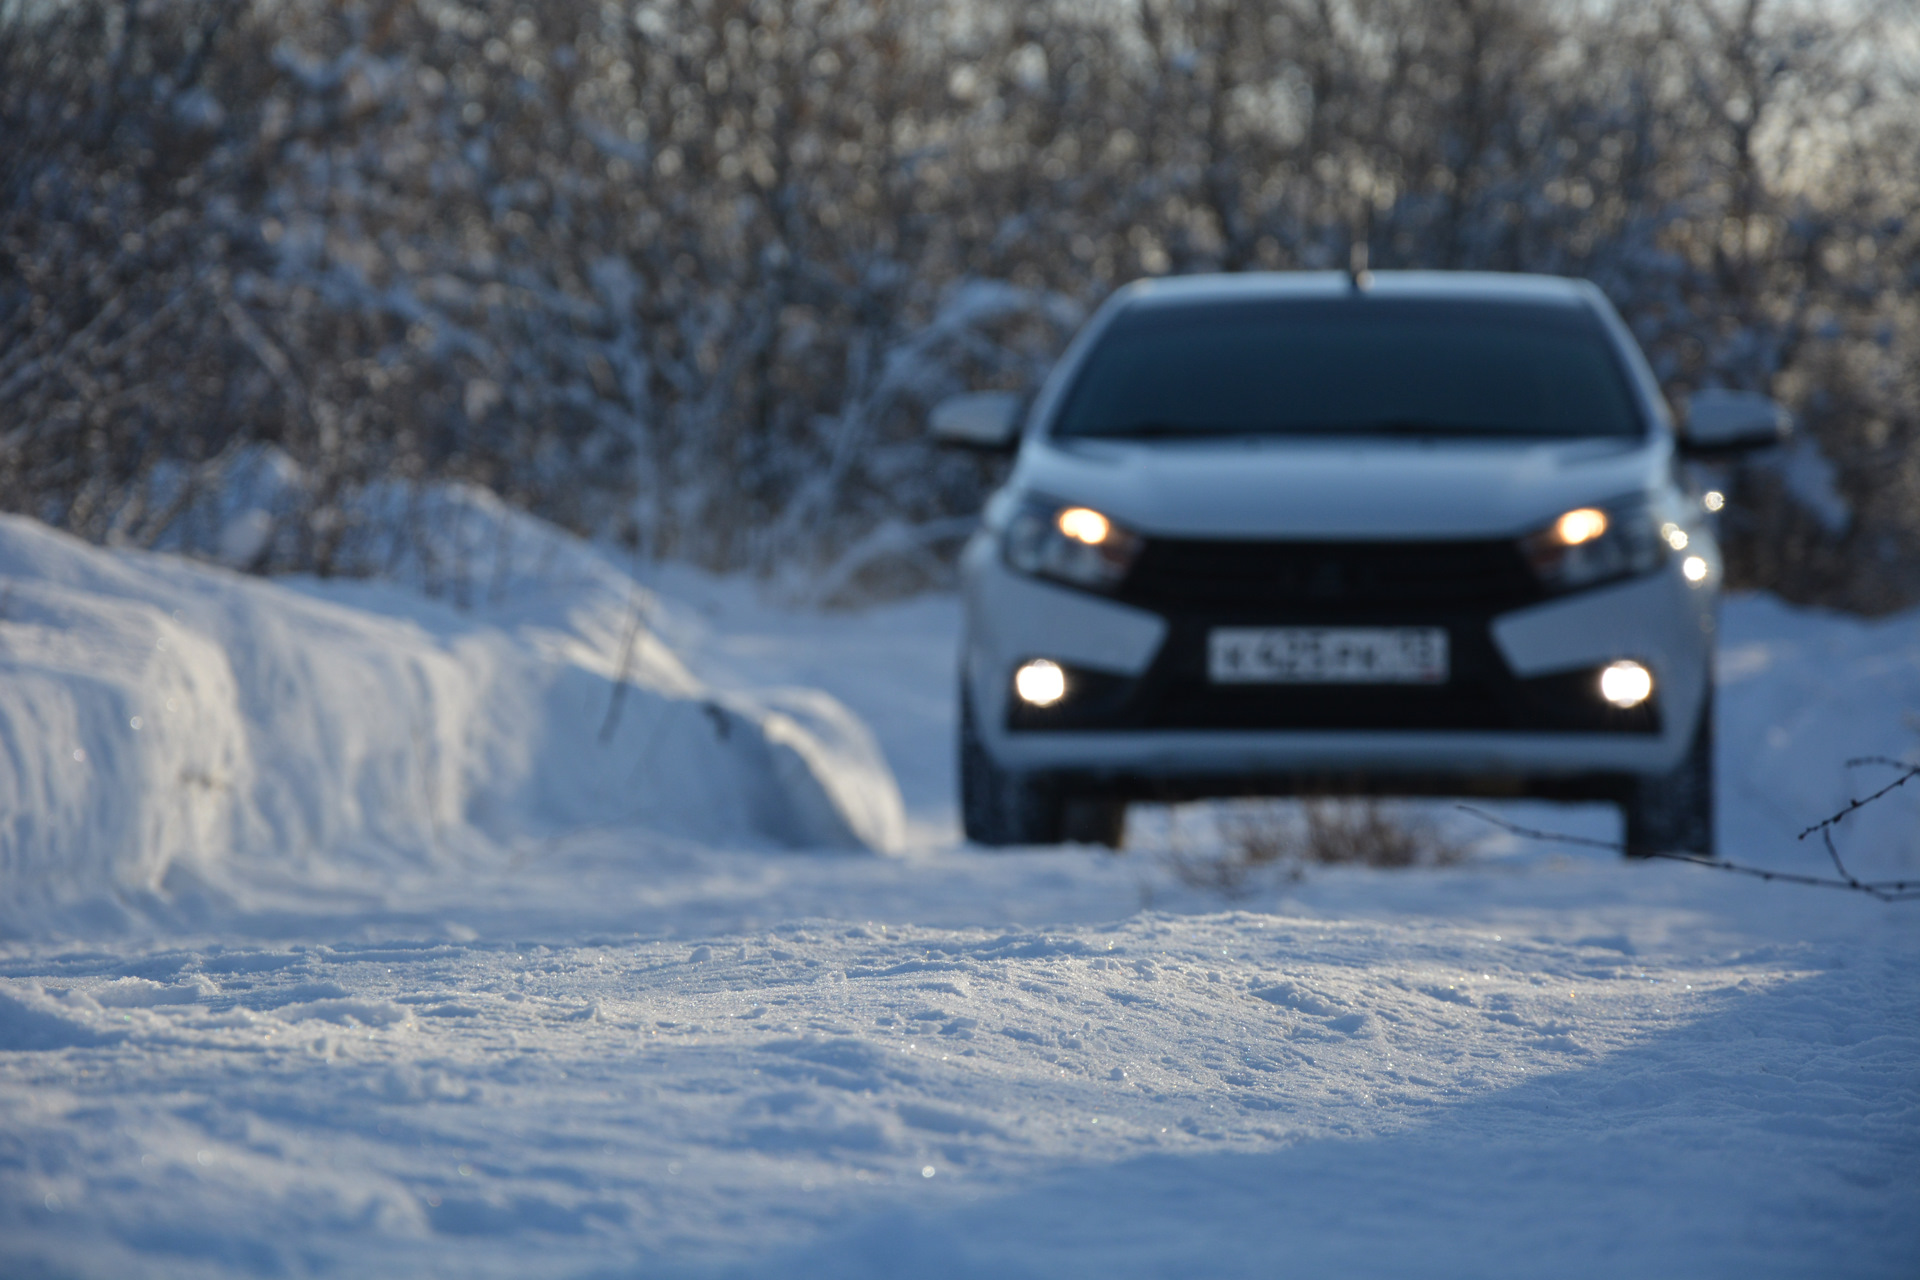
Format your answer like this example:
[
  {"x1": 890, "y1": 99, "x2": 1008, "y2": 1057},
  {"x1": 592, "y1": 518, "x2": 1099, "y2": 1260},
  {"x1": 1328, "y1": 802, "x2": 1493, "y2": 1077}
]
[
  {"x1": 5, "y1": 891, "x2": 1916, "y2": 1278},
  {"x1": 2, "y1": 523, "x2": 1917, "y2": 1278}
]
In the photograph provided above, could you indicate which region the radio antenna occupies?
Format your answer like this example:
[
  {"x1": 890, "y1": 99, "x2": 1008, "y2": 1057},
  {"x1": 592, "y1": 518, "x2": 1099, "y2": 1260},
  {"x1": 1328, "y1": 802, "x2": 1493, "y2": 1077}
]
[{"x1": 1348, "y1": 238, "x2": 1373, "y2": 292}]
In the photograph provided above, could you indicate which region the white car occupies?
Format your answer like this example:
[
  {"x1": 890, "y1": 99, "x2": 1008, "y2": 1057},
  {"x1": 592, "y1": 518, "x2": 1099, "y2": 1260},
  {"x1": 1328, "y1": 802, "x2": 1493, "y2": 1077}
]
[{"x1": 935, "y1": 271, "x2": 1788, "y2": 854}]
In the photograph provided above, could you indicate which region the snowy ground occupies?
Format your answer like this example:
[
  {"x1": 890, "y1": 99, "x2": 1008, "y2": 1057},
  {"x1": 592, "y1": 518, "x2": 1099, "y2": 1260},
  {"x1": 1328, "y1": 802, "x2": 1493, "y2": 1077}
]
[{"x1": 1, "y1": 520, "x2": 1917, "y2": 1278}]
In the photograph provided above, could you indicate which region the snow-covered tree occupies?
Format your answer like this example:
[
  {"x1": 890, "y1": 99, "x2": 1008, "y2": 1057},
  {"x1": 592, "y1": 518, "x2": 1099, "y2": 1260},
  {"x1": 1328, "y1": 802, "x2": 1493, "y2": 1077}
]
[{"x1": 2, "y1": 0, "x2": 1913, "y2": 606}]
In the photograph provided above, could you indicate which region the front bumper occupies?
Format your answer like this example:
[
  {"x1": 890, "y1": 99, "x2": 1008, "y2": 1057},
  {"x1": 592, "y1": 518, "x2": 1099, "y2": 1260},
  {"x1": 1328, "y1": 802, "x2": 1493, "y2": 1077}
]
[{"x1": 960, "y1": 534, "x2": 1715, "y2": 787}]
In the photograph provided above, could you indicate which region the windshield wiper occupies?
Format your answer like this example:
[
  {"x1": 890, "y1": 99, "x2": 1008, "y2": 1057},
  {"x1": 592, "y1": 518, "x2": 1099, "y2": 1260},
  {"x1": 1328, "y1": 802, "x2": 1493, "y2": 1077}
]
[
  {"x1": 1071, "y1": 422, "x2": 1268, "y2": 440},
  {"x1": 1277, "y1": 420, "x2": 1583, "y2": 439},
  {"x1": 1072, "y1": 419, "x2": 1593, "y2": 441},
  {"x1": 1294, "y1": 419, "x2": 1555, "y2": 438}
]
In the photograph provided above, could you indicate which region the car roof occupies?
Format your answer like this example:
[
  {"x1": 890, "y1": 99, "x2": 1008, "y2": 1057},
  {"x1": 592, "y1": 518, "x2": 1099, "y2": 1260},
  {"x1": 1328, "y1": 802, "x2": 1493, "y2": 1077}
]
[{"x1": 1118, "y1": 270, "x2": 1595, "y2": 310}]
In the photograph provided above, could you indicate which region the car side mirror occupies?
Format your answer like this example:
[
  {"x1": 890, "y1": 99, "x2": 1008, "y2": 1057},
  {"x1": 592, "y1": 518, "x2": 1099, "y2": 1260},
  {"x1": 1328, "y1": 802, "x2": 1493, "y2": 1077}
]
[
  {"x1": 930, "y1": 391, "x2": 1023, "y2": 453},
  {"x1": 1681, "y1": 389, "x2": 1791, "y2": 456}
]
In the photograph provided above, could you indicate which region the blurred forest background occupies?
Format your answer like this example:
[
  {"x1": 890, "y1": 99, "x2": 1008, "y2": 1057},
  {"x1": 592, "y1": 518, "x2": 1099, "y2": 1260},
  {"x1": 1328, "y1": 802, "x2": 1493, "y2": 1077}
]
[{"x1": 3, "y1": 0, "x2": 1916, "y2": 609}]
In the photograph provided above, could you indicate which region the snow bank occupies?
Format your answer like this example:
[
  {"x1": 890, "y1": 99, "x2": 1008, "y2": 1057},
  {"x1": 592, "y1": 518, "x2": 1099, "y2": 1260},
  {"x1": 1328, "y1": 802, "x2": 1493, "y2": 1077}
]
[
  {"x1": 1718, "y1": 594, "x2": 1920, "y2": 875},
  {"x1": 0, "y1": 512, "x2": 903, "y2": 935}
]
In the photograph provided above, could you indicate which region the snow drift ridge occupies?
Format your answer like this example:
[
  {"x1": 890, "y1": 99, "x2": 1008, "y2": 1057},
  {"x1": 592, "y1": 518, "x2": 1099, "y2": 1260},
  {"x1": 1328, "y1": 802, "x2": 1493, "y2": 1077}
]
[{"x1": 0, "y1": 513, "x2": 904, "y2": 936}]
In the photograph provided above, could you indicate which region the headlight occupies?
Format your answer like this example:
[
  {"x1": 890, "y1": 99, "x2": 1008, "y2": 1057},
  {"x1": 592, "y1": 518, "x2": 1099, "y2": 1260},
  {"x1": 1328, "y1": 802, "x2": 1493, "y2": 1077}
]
[
  {"x1": 1520, "y1": 498, "x2": 1666, "y2": 592},
  {"x1": 1002, "y1": 496, "x2": 1143, "y2": 591}
]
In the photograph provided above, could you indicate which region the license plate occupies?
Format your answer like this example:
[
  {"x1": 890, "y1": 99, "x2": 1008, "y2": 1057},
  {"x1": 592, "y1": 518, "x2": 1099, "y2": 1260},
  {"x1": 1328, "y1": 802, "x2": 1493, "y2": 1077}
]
[{"x1": 1207, "y1": 627, "x2": 1449, "y2": 684}]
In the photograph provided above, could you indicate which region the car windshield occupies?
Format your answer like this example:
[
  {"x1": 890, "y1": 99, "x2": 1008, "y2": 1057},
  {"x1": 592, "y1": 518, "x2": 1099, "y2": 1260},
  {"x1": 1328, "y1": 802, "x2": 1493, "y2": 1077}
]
[{"x1": 1052, "y1": 297, "x2": 1645, "y2": 441}]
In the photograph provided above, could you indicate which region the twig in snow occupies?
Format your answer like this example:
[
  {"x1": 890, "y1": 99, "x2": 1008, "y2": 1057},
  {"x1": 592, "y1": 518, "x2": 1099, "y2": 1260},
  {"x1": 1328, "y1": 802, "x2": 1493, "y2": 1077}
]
[
  {"x1": 1794, "y1": 757, "x2": 1920, "y2": 895},
  {"x1": 1457, "y1": 757, "x2": 1920, "y2": 901},
  {"x1": 1799, "y1": 756, "x2": 1920, "y2": 841},
  {"x1": 598, "y1": 548, "x2": 651, "y2": 745}
]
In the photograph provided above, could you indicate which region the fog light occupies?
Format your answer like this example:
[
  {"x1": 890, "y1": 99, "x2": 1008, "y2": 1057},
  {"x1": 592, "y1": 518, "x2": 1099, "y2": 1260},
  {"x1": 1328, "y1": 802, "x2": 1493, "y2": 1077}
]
[
  {"x1": 1014, "y1": 659, "x2": 1067, "y2": 707},
  {"x1": 1682, "y1": 555, "x2": 1708, "y2": 583},
  {"x1": 1599, "y1": 660, "x2": 1654, "y2": 708}
]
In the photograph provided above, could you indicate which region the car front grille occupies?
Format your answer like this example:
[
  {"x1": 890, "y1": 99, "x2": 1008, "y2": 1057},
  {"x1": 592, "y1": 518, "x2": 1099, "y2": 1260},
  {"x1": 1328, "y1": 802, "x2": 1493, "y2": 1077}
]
[{"x1": 1115, "y1": 537, "x2": 1543, "y2": 612}]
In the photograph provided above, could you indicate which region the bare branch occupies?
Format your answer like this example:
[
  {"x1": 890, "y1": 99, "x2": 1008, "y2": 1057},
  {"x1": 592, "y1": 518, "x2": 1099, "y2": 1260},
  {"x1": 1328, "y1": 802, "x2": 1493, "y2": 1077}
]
[{"x1": 1458, "y1": 757, "x2": 1920, "y2": 901}]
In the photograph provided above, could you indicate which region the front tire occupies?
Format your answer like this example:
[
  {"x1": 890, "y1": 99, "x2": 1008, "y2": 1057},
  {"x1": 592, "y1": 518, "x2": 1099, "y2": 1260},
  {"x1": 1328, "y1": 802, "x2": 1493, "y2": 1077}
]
[
  {"x1": 959, "y1": 677, "x2": 1124, "y2": 848},
  {"x1": 1061, "y1": 796, "x2": 1127, "y2": 848},
  {"x1": 1621, "y1": 688, "x2": 1714, "y2": 858}
]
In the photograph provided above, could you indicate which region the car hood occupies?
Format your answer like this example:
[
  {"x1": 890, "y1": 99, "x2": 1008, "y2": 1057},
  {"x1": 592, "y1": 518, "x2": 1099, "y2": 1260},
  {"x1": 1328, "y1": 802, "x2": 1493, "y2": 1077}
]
[{"x1": 1007, "y1": 435, "x2": 1670, "y2": 540}]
